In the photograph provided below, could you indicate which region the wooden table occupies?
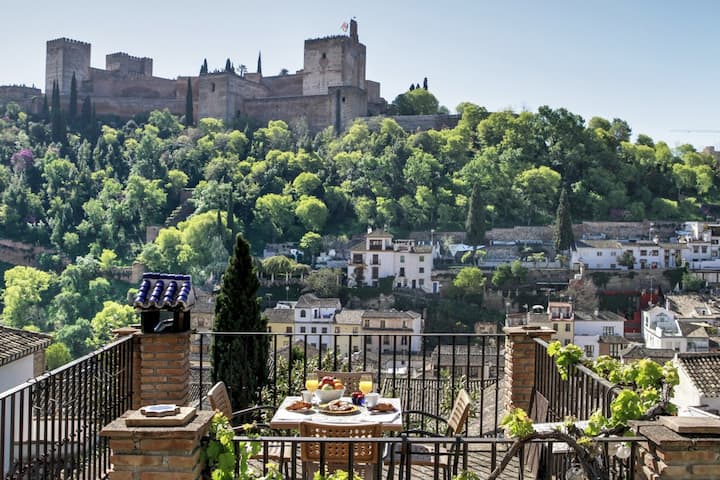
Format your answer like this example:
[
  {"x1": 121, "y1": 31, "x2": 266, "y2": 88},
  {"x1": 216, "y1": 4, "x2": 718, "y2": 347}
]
[{"x1": 270, "y1": 396, "x2": 403, "y2": 432}]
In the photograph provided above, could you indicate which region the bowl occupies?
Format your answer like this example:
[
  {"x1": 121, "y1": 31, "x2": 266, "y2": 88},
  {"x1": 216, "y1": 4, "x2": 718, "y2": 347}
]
[{"x1": 314, "y1": 388, "x2": 345, "y2": 404}]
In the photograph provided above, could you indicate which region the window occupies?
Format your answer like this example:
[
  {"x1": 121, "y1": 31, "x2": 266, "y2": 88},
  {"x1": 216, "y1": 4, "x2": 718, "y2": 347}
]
[
  {"x1": 401, "y1": 336, "x2": 408, "y2": 345},
  {"x1": 603, "y1": 326, "x2": 615, "y2": 336},
  {"x1": 553, "y1": 323, "x2": 558, "y2": 331},
  {"x1": 640, "y1": 250, "x2": 647, "y2": 256},
  {"x1": 651, "y1": 250, "x2": 659, "y2": 256},
  {"x1": 380, "y1": 320, "x2": 386, "y2": 328},
  {"x1": 565, "y1": 323, "x2": 571, "y2": 332},
  {"x1": 694, "y1": 246, "x2": 700, "y2": 253},
  {"x1": 383, "y1": 336, "x2": 390, "y2": 345},
  {"x1": 399, "y1": 267, "x2": 405, "y2": 277},
  {"x1": 584, "y1": 345, "x2": 594, "y2": 357},
  {"x1": 702, "y1": 246, "x2": 708, "y2": 253},
  {"x1": 365, "y1": 336, "x2": 372, "y2": 344},
  {"x1": 419, "y1": 279, "x2": 424, "y2": 286},
  {"x1": 372, "y1": 267, "x2": 379, "y2": 279},
  {"x1": 352, "y1": 327, "x2": 358, "y2": 334},
  {"x1": 610, "y1": 343, "x2": 621, "y2": 357},
  {"x1": 400, "y1": 255, "x2": 405, "y2": 263},
  {"x1": 285, "y1": 326, "x2": 292, "y2": 333},
  {"x1": 596, "y1": 252, "x2": 602, "y2": 256},
  {"x1": 610, "y1": 264, "x2": 616, "y2": 269},
  {"x1": 300, "y1": 326, "x2": 306, "y2": 333},
  {"x1": 419, "y1": 256, "x2": 425, "y2": 262},
  {"x1": 610, "y1": 251, "x2": 617, "y2": 256},
  {"x1": 334, "y1": 327, "x2": 340, "y2": 333},
  {"x1": 352, "y1": 254, "x2": 363, "y2": 264},
  {"x1": 300, "y1": 310, "x2": 306, "y2": 318},
  {"x1": 419, "y1": 267, "x2": 425, "y2": 273},
  {"x1": 314, "y1": 309, "x2": 320, "y2": 319},
  {"x1": 321, "y1": 327, "x2": 328, "y2": 334},
  {"x1": 372, "y1": 254, "x2": 379, "y2": 265},
  {"x1": 564, "y1": 339, "x2": 571, "y2": 345},
  {"x1": 364, "y1": 319, "x2": 369, "y2": 328},
  {"x1": 311, "y1": 327, "x2": 317, "y2": 334}
]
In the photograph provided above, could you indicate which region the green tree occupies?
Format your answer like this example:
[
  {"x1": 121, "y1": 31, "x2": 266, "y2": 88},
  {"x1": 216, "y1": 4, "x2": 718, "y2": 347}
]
[
  {"x1": 69, "y1": 72, "x2": 78, "y2": 124},
  {"x1": 295, "y1": 196, "x2": 328, "y2": 232},
  {"x1": 553, "y1": 187, "x2": 575, "y2": 251},
  {"x1": 465, "y1": 183, "x2": 486, "y2": 264},
  {"x1": 88, "y1": 301, "x2": 136, "y2": 349},
  {"x1": 55, "y1": 319, "x2": 93, "y2": 358},
  {"x1": 1, "y1": 266, "x2": 55, "y2": 329},
  {"x1": 618, "y1": 251, "x2": 635, "y2": 269},
  {"x1": 46, "y1": 342, "x2": 72, "y2": 370},
  {"x1": 392, "y1": 88, "x2": 440, "y2": 115},
  {"x1": 453, "y1": 266, "x2": 486, "y2": 301},
  {"x1": 185, "y1": 78, "x2": 193, "y2": 127},
  {"x1": 305, "y1": 268, "x2": 342, "y2": 298},
  {"x1": 299, "y1": 231, "x2": 322, "y2": 265},
  {"x1": 213, "y1": 233, "x2": 268, "y2": 408}
]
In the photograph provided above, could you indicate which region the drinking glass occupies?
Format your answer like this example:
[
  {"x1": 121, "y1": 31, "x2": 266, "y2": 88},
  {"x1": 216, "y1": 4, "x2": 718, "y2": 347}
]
[
  {"x1": 358, "y1": 374, "x2": 373, "y2": 395},
  {"x1": 305, "y1": 377, "x2": 319, "y2": 394}
]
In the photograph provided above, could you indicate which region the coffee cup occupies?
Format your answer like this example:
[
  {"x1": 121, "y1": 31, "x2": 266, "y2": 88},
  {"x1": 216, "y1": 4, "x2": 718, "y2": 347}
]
[
  {"x1": 365, "y1": 392, "x2": 380, "y2": 408},
  {"x1": 301, "y1": 390, "x2": 313, "y2": 403}
]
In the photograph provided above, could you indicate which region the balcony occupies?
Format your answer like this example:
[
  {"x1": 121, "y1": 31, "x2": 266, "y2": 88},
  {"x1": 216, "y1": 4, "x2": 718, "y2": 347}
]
[{"x1": 0, "y1": 330, "x2": 667, "y2": 479}]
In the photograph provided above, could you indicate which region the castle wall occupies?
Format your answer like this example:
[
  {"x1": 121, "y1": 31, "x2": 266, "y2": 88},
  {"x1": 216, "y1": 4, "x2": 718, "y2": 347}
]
[
  {"x1": 329, "y1": 86, "x2": 367, "y2": 132},
  {"x1": 366, "y1": 80, "x2": 381, "y2": 103},
  {"x1": 106, "y1": 53, "x2": 153, "y2": 77},
  {"x1": 244, "y1": 94, "x2": 331, "y2": 132},
  {"x1": 342, "y1": 41, "x2": 365, "y2": 90},
  {"x1": 92, "y1": 96, "x2": 184, "y2": 118},
  {"x1": 198, "y1": 73, "x2": 272, "y2": 124},
  {"x1": 260, "y1": 74, "x2": 303, "y2": 97},
  {"x1": 88, "y1": 68, "x2": 178, "y2": 98},
  {"x1": 46, "y1": 38, "x2": 91, "y2": 95},
  {"x1": 360, "y1": 114, "x2": 460, "y2": 132},
  {"x1": 303, "y1": 37, "x2": 354, "y2": 96},
  {"x1": 0, "y1": 86, "x2": 42, "y2": 112}
]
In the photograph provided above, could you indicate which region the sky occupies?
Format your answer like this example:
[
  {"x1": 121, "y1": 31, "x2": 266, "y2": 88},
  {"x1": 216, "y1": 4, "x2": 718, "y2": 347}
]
[{"x1": 2, "y1": 0, "x2": 719, "y2": 149}]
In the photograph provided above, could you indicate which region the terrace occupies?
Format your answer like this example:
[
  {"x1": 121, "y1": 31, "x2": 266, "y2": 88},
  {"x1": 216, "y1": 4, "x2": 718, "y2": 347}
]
[{"x1": 1, "y1": 327, "x2": 717, "y2": 479}]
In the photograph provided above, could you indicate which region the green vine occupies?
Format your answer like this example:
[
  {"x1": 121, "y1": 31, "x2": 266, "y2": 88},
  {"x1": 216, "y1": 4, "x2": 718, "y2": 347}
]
[
  {"x1": 313, "y1": 470, "x2": 362, "y2": 480},
  {"x1": 546, "y1": 341, "x2": 583, "y2": 380}
]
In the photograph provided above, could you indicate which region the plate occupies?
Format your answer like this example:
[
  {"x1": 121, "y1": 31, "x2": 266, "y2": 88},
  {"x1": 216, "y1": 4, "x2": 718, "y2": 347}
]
[
  {"x1": 286, "y1": 406, "x2": 314, "y2": 414},
  {"x1": 368, "y1": 406, "x2": 397, "y2": 415},
  {"x1": 317, "y1": 405, "x2": 360, "y2": 415}
]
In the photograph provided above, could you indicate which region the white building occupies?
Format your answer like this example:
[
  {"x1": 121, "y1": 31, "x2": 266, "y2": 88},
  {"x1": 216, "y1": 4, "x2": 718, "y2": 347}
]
[
  {"x1": 672, "y1": 352, "x2": 720, "y2": 416},
  {"x1": 572, "y1": 310, "x2": 626, "y2": 359},
  {"x1": 642, "y1": 305, "x2": 709, "y2": 353},
  {"x1": 572, "y1": 239, "x2": 683, "y2": 270},
  {"x1": 293, "y1": 293, "x2": 341, "y2": 349},
  {"x1": 347, "y1": 229, "x2": 438, "y2": 293},
  {"x1": 361, "y1": 310, "x2": 423, "y2": 355},
  {"x1": 0, "y1": 326, "x2": 52, "y2": 475}
]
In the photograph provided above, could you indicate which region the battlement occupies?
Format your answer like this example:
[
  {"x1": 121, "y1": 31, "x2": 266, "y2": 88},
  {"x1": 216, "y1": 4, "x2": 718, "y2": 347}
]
[
  {"x1": 106, "y1": 52, "x2": 153, "y2": 63},
  {"x1": 106, "y1": 52, "x2": 153, "y2": 77},
  {"x1": 47, "y1": 37, "x2": 91, "y2": 48}
]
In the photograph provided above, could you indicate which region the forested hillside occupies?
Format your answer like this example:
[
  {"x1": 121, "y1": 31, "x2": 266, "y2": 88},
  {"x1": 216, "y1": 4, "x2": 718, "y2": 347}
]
[{"x1": 0, "y1": 100, "x2": 717, "y2": 362}]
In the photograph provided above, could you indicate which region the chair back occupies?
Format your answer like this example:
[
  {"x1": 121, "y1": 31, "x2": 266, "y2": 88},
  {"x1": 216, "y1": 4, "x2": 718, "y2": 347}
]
[
  {"x1": 207, "y1": 381, "x2": 233, "y2": 419},
  {"x1": 315, "y1": 370, "x2": 375, "y2": 393},
  {"x1": 447, "y1": 389, "x2": 472, "y2": 435},
  {"x1": 300, "y1": 421, "x2": 382, "y2": 465}
]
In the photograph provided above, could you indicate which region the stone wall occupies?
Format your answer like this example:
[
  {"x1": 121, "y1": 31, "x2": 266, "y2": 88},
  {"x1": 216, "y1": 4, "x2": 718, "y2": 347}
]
[
  {"x1": 359, "y1": 114, "x2": 461, "y2": 132},
  {"x1": 106, "y1": 52, "x2": 153, "y2": 77},
  {"x1": 245, "y1": 93, "x2": 331, "y2": 132},
  {"x1": 303, "y1": 36, "x2": 365, "y2": 95},
  {"x1": 0, "y1": 85, "x2": 41, "y2": 111},
  {"x1": 46, "y1": 38, "x2": 91, "y2": 94},
  {"x1": 261, "y1": 74, "x2": 303, "y2": 96}
]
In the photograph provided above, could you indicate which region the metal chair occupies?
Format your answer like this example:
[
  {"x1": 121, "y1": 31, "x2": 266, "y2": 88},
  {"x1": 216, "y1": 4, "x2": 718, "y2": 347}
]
[
  {"x1": 386, "y1": 389, "x2": 473, "y2": 480},
  {"x1": 300, "y1": 420, "x2": 382, "y2": 480},
  {"x1": 207, "y1": 381, "x2": 292, "y2": 472}
]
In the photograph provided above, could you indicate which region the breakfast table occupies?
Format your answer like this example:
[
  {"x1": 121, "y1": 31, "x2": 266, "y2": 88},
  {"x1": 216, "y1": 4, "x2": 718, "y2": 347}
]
[{"x1": 269, "y1": 396, "x2": 403, "y2": 432}]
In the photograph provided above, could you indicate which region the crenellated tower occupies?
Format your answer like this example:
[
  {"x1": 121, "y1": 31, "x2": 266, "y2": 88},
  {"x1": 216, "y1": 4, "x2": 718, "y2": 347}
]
[{"x1": 45, "y1": 38, "x2": 91, "y2": 95}]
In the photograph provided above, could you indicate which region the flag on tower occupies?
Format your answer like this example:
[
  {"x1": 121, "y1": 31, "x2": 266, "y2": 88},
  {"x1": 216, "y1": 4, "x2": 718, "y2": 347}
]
[{"x1": 341, "y1": 21, "x2": 349, "y2": 32}]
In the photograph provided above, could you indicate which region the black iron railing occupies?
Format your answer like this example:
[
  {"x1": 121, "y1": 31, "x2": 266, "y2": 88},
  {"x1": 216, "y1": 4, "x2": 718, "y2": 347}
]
[
  {"x1": 1, "y1": 335, "x2": 135, "y2": 480},
  {"x1": 194, "y1": 332, "x2": 504, "y2": 436},
  {"x1": 534, "y1": 337, "x2": 620, "y2": 421}
]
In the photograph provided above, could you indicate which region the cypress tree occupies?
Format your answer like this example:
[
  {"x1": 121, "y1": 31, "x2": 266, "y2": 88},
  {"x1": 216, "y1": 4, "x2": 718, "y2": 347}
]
[
  {"x1": 212, "y1": 233, "x2": 268, "y2": 408},
  {"x1": 184, "y1": 78, "x2": 193, "y2": 127},
  {"x1": 554, "y1": 187, "x2": 575, "y2": 251},
  {"x1": 69, "y1": 72, "x2": 78, "y2": 124},
  {"x1": 50, "y1": 81, "x2": 66, "y2": 144},
  {"x1": 41, "y1": 95, "x2": 49, "y2": 121},
  {"x1": 465, "y1": 183, "x2": 486, "y2": 264},
  {"x1": 409, "y1": 84, "x2": 415, "y2": 91},
  {"x1": 257, "y1": 51, "x2": 262, "y2": 75},
  {"x1": 423, "y1": 77, "x2": 428, "y2": 90},
  {"x1": 225, "y1": 58, "x2": 233, "y2": 72},
  {"x1": 80, "y1": 96, "x2": 92, "y2": 128},
  {"x1": 200, "y1": 58, "x2": 208, "y2": 75}
]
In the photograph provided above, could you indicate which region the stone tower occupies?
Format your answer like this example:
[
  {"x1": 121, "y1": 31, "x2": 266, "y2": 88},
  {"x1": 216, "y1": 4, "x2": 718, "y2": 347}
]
[
  {"x1": 302, "y1": 19, "x2": 366, "y2": 96},
  {"x1": 45, "y1": 38, "x2": 91, "y2": 95}
]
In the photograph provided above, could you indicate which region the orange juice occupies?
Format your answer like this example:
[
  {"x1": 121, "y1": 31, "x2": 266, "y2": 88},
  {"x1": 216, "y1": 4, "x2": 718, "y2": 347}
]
[
  {"x1": 305, "y1": 378, "x2": 319, "y2": 392},
  {"x1": 359, "y1": 380, "x2": 373, "y2": 395}
]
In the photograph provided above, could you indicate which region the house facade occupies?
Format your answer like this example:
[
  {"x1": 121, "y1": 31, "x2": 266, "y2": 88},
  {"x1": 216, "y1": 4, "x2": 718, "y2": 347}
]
[
  {"x1": 572, "y1": 310, "x2": 626, "y2": 359},
  {"x1": 572, "y1": 239, "x2": 683, "y2": 270},
  {"x1": 293, "y1": 294, "x2": 342, "y2": 349},
  {"x1": 642, "y1": 305, "x2": 709, "y2": 353},
  {"x1": 347, "y1": 229, "x2": 437, "y2": 293},
  {"x1": 361, "y1": 310, "x2": 423, "y2": 355}
]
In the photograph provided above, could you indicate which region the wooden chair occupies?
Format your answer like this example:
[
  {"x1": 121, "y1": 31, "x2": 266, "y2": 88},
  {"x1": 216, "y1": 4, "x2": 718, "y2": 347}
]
[
  {"x1": 207, "y1": 381, "x2": 292, "y2": 472},
  {"x1": 386, "y1": 389, "x2": 473, "y2": 480},
  {"x1": 314, "y1": 370, "x2": 375, "y2": 393},
  {"x1": 300, "y1": 421, "x2": 382, "y2": 480}
]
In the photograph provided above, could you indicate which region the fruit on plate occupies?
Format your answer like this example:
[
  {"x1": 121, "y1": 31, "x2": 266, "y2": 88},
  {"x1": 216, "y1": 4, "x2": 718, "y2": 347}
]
[
  {"x1": 320, "y1": 376, "x2": 335, "y2": 387},
  {"x1": 322, "y1": 383, "x2": 334, "y2": 391},
  {"x1": 333, "y1": 381, "x2": 344, "y2": 390}
]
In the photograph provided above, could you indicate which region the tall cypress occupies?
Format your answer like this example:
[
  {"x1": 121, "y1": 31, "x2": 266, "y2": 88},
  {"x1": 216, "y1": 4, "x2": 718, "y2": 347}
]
[
  {"x1": 225, "y1": 58, "x2": 233, "y2": 72},
  {"x1": 465, "y1": 183, "x2": 486, "y2": 263},
  {"x1": 423, "y1": 77, "x2": 428, "y2": 90},
  {"x1": 184, "y1": 78, "x2": 193, "y2": 127},
  {"x1": 200, "y1": 58, "x2": 208, "y2": 75},
  {"x1": 554, "y1": 187, "x2": 575, "y2": 251},
  {"x1": 257, "y1": 51, "x2": 262, "y2": 75},
  {"x1": 69, "y1": 72, "x2": 78, "y2": 124},
  {"x1": 41, "y1": 95, "x2": 49, "y2": 122},
  {"x1": 50, "y1": 81, "x2": 66, "y2": 144},
  {"x1": 212, "y1": 233, "x2": 268, "y2": 408}
]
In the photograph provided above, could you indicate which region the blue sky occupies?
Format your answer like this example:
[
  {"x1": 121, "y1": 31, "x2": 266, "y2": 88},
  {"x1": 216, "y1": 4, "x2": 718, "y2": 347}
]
[{"x1": 2, "y1": 0, "x2": 719, "y2": 149}]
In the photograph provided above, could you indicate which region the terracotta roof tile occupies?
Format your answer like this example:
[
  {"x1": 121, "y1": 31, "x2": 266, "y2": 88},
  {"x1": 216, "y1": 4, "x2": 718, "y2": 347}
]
[
  {"x1": 0, "y1": 326, "x2": 52, "y2": 368},
  {"x1": 677, "y1": 353, "x2": 720, "y2": 398}
]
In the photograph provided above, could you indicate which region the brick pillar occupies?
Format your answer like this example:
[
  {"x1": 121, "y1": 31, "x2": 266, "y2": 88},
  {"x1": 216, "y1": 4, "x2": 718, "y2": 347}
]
[
  {"x1": 101, "y1": 410, "x2": 213, "y2": 480},
  {"x1": 502, "y1": 326, "x2": 554, "y2": 414},
  {"x1": 134, "y1": 332, "x2": 191, "y2": 408},
  {"x1": 633, "y1": 419, "x2": 720, "y2": 479}
]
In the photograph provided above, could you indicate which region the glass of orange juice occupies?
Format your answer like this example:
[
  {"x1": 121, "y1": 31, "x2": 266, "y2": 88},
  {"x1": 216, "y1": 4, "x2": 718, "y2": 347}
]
[
  {"x1": 305, "y1": 376, "x2": 319, "y2": 393},
  {"x1": 359, "y1": 374, "x2": 373, "y2": 395}
]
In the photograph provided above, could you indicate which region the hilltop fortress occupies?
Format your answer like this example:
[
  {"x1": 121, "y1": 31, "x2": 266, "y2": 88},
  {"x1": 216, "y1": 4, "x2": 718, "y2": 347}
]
[{"x1": 5, "y1": 20, "x2": 390, "y2": 132}]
